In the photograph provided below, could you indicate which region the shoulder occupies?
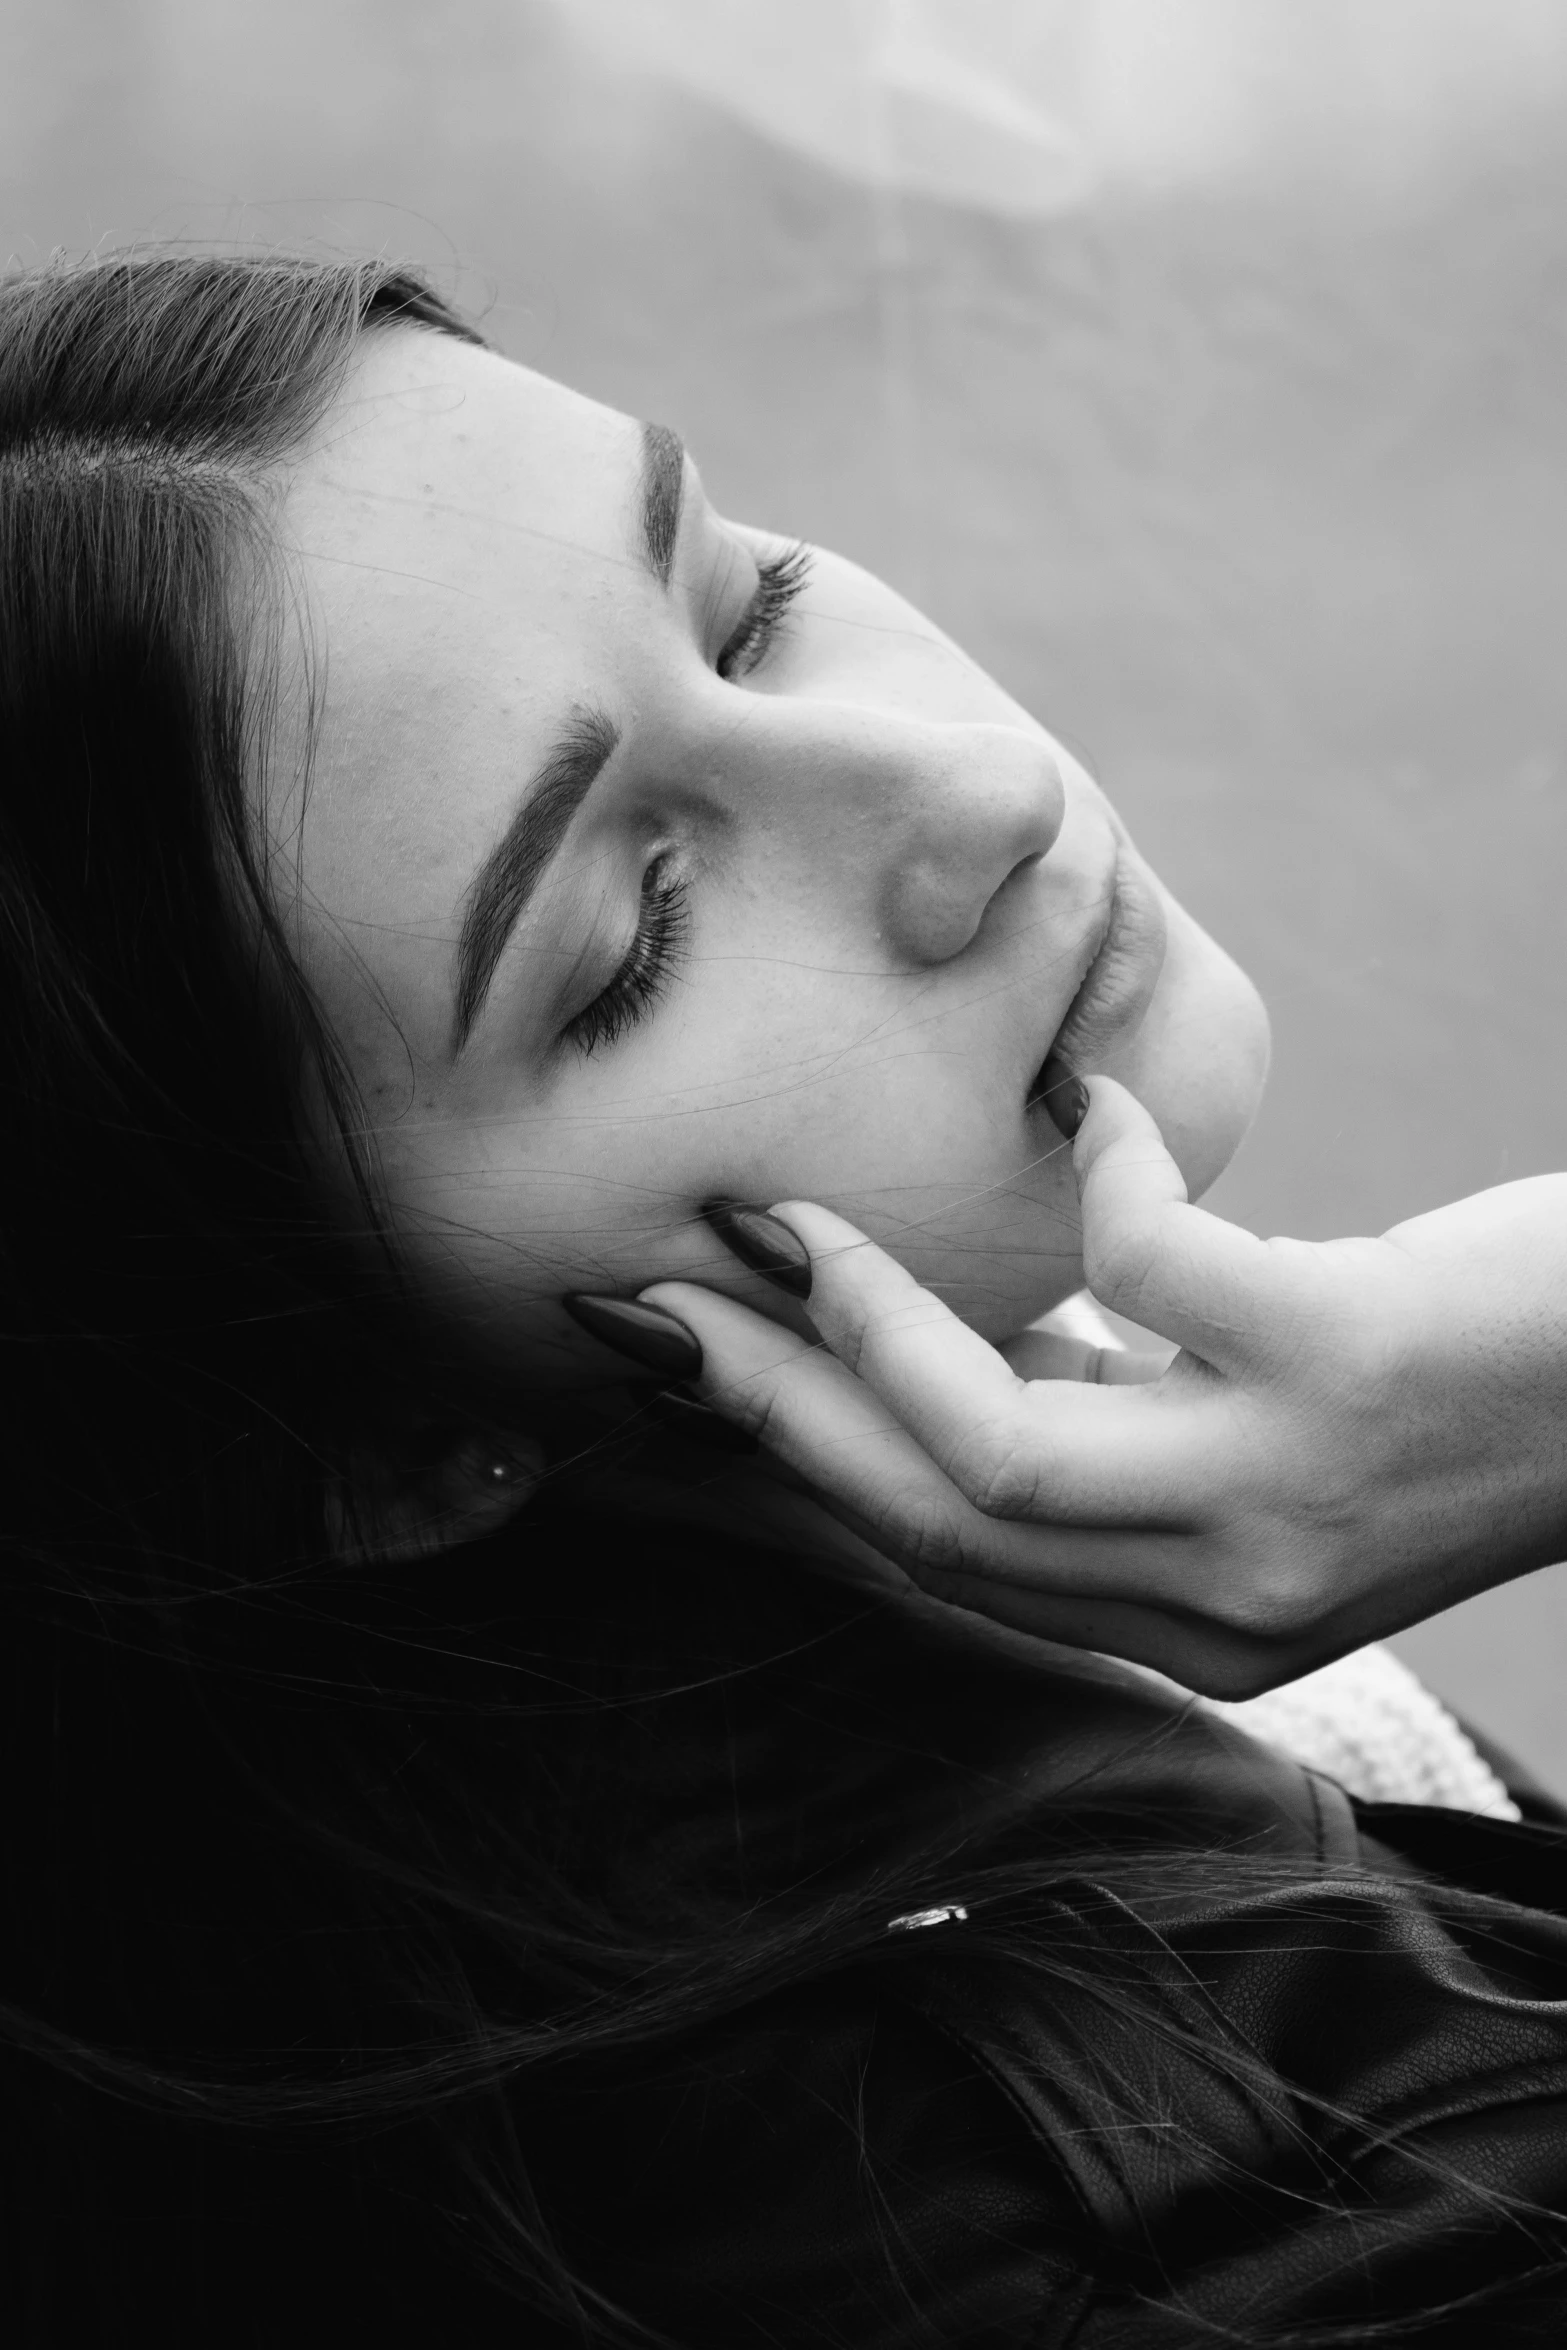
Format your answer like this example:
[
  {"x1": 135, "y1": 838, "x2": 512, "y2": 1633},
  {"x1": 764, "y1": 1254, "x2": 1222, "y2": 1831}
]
[{"x1": 548, "y1": 1853, "x2": 1567, "y2": 2344}]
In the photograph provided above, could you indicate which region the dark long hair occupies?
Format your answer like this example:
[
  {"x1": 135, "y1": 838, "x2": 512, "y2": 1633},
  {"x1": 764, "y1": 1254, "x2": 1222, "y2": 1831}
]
[{"x1": 0, "y1": 252, "x2": 1560, "y2": 2347}]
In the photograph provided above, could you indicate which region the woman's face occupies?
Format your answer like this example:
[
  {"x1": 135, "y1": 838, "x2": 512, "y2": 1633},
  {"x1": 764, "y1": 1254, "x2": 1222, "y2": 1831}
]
[{"x1": 276, "y1": 329, "x2": 1267, "y2": 1383}]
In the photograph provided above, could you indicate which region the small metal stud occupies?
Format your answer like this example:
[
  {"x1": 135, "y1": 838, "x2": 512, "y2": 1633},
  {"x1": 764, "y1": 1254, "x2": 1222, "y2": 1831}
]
[{"x1": 886, "y1": 1903, "x2": 969, "y2": 1933}]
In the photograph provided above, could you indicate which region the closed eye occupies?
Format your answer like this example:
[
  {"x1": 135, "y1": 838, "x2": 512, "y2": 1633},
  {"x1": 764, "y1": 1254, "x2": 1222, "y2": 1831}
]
[
  {"x1": 562, "y1": 857, "x2": 690, "y2": 1058},
  {"x1": 716, "y1": 542, "x2": 814, "y2": 681}
]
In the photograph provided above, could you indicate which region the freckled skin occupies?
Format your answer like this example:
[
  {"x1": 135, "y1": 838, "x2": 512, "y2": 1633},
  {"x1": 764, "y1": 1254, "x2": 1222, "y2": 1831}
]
[{"x1": 272, "y1": 331, "x2": 1269, "y2": 1385}]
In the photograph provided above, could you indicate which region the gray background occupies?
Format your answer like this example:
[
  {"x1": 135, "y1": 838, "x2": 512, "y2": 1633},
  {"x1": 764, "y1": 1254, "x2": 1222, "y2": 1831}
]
[{"x1": 6, "y1": 0, "x2": 1565, "y2": 1786}]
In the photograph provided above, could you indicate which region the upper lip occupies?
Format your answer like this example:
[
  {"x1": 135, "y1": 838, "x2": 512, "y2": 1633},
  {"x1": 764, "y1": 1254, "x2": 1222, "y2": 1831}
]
[{"x1": 1026, "y1": 836, "x2": 1168, "y2": 1100}]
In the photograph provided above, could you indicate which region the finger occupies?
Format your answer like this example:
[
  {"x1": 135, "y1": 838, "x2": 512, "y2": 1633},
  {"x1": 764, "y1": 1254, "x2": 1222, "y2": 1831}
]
[
  {"x1": 636, "y1": 1279, "x2": 1317, "y2": 1691},
  {"x1": 1072, "y1": 1077, "x2": 1300, "y2": 1373},
  {"x1": 1027, "y1": 1288, "x2": 1178, "y2": 1369},
  {"x1": 639, "y1": 1274, "x2": 990, "y2": 1535},
  {"x1": 754, "y1": 1202, "x2": 1236, "y2": 1525},
  {"x1": 639, "y1": 1275, "x2": 1219, "y2": 1570},
  {"x1": 998, "y1": 1329, "x2": 1163, "y2": 1385}
]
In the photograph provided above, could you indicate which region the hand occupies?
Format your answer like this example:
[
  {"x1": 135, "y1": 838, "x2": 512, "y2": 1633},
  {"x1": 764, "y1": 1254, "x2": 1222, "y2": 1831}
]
[{"x1": 639, "y1": 1081, "x2": 1567, "y2": 1699}]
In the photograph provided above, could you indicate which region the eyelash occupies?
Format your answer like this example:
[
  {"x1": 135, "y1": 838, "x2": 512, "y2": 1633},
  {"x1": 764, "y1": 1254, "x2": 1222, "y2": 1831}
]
[
  {"x1": 563, "y1": 857, "x2": 690, "y2": 1058},
  {"x1": 564, "y1": 544, "x2": 813, "y2": 1059},
  {"x1": 715, "y1": 541, "x2": 814, "y2": 680}
]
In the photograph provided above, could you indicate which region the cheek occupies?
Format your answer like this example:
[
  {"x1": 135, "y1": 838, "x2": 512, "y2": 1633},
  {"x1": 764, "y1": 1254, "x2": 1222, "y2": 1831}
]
[
  {"x1": 633, "y1": 972, "x2": 1088, "y2": 1333},
  {"x1": 385, "y1": 865, "x2": 1110, "y2": 1357},
  {"x1": 381, "y1": 1022, "x2": 1091, "y2": 1369}
]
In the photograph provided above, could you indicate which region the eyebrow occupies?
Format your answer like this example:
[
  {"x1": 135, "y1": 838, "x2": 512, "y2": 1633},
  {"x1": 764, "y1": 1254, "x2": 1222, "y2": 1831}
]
[
  {"x1": 448, "y1": 427, "x2": 686, "y2": 1056},
  {"x1": 450, "y1": 708, "x2": 619, "y2": 1054},
  {"x1": 639, "y1": 421, "x2": 685, "y2": 586}
]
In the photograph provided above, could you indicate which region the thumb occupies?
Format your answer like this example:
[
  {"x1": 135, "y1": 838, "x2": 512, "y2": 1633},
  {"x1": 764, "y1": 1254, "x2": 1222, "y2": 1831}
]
[{"x1": 1072, "y1": 1075, "x2": 1285, "y2": 1371}]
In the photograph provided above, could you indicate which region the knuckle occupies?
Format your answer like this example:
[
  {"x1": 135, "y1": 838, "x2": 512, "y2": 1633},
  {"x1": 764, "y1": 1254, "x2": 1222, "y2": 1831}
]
[
  {"x1": 1202, "y1": 1556, "x2": 1319, "y2": 1644},
  {"x1": 1084, "y1": 1217, "x2": 1165, "y2": 1323},
  {"x1": 946, "y1": 1422, "x2": 1045, "y2": 1522},
  {"x1": 834, "y1": 1293, "x2": 941, "y2": 1386},
  {"x1": 872, "y1": 1488, "x2": 972, "y2": 1580},
  {"x1": 721, "y1": 1372, "x2": 794, "y2": 1444}
]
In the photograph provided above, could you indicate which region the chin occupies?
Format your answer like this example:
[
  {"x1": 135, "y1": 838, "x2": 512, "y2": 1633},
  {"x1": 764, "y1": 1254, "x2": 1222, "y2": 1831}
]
[
  {"x1": 1129, "y1": 945, "x2": 1271, "y2": 1204},
  {"x1": 1165, "y1": 982, "x2": 1278, "y2": 1203}
]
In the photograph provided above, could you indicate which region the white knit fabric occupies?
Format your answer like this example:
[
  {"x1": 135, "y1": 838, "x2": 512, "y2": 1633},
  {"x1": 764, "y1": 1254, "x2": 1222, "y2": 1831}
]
[{"x1": 1204, "y1": 1645, "x2": 1520, "y2": 1820}]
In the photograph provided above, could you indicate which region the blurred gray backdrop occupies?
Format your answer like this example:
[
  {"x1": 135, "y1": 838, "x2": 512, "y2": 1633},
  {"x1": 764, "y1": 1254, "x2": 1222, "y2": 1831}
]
[{"x1": 5, "y1": 0, "x2": 1566, "y2": 1784}]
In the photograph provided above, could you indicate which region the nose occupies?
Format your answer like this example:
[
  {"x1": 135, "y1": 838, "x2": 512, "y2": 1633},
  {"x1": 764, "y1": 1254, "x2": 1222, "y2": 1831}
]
[
  {"x1": 711, "y1": 698, "x2": 1067, "y2": 964},
  {"x1": 859, "y1": 716, "x2": 1067, "y2": 966}
]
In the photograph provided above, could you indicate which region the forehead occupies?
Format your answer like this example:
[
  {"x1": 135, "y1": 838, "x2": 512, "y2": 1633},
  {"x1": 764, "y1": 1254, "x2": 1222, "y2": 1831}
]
[
  {"x1": 273, "y1": 335, "x2": 642, "y2": 1072},
  {"x1": 286, "y1": 331, "x2": 640, "y2": 617}
]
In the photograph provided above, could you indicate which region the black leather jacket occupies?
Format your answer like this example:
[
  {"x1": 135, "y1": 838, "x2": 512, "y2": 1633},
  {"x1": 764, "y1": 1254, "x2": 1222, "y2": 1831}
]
[{"x1": 536, "y1": 1653, "x2": 1567, "y2": 2346}]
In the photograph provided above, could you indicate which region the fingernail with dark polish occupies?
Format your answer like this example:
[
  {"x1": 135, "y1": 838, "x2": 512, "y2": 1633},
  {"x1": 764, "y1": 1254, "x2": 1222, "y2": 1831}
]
[
  {"x1": 562, "y1": 1294, "x2": 703, "y2": 1382},
  {"x1": 645, "y1": 1386, "x2": 759, "y2": 1456},
  {"x1": 701, "y1": 1199, "x2": 813, "y2": 1300},
  {"x1": 1039, "y1": 1055, "x2": 1090, "y2": 1140}
]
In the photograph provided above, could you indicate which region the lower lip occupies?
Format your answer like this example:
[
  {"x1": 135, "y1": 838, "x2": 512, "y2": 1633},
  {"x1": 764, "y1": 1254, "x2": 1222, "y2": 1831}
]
[{"x1": 1026, "y1": 842, "x2": 1168, "y2": 1109}]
